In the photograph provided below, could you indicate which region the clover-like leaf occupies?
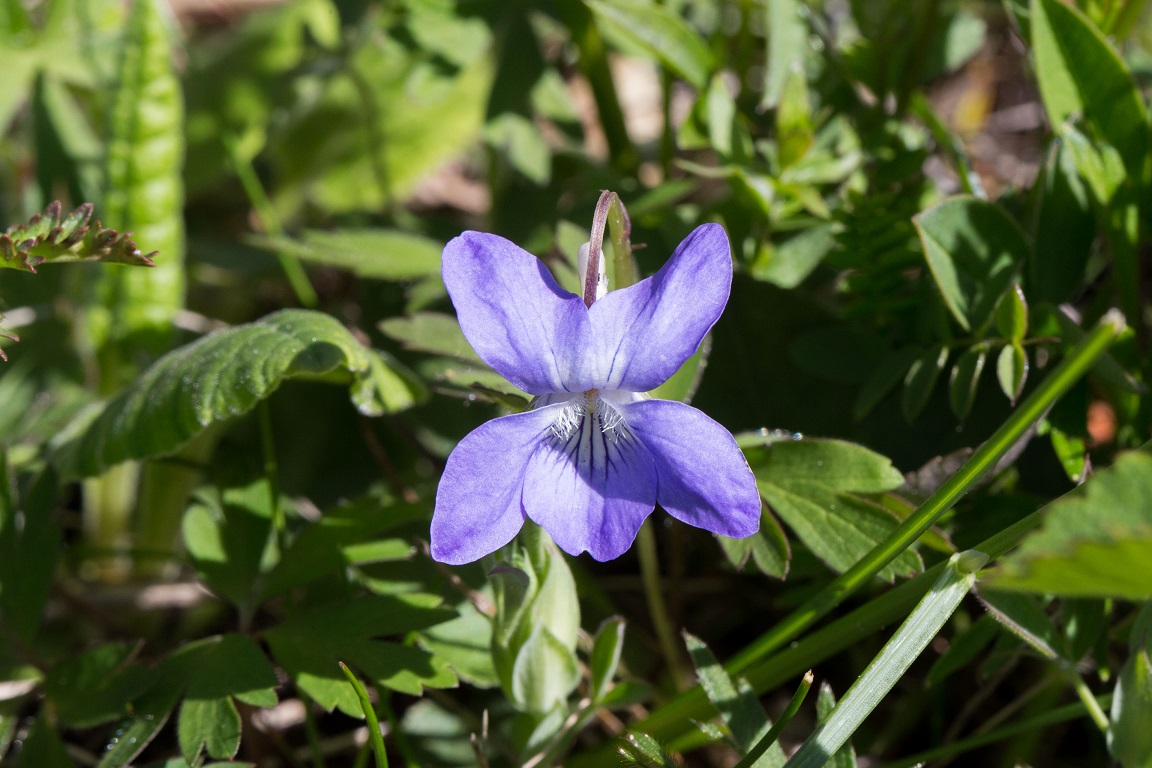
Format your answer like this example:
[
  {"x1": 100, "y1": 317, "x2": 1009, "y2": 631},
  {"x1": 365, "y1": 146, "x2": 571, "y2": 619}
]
[{"x1": 0, "y1": 201, "x2": 155, "y2": 273}]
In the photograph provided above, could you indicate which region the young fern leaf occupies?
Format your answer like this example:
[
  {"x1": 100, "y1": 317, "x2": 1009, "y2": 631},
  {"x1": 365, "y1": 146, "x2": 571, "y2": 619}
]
[{"x1": 0, "y1": 201, "x2": 156, "y2": 272}]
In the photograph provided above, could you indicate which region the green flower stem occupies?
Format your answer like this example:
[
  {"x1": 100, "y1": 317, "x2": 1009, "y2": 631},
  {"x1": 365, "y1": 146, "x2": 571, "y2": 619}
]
[
  {"x1": 223, "y1": 133, "x2": 318, "y2": 308},
  {"x1": 727, "y1": 309, "x2": 1125, "y2": 675},
  {"x1": 568, "y1": 310, "x2": 1124, "y2": 763},
  {"x1": 339, "y1": 662, "x2": 390, "y2": 768},
  {"x1": 732, "y1": 670, "x2": 813, "y2": 768},
  {"x1": 637, "y1": 521, "x2": 690, "y2": 690}
]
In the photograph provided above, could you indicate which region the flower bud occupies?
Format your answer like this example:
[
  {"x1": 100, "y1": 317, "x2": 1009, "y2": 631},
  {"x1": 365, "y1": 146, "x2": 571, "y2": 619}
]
[{"x1": 488, "y1": 524, "x2": 580, "y2": 713}]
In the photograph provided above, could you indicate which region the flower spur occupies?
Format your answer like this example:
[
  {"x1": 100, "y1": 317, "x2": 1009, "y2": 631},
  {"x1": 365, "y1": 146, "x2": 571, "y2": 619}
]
[{"x1": 431, "y1": 221, "x2": 761, "y2": 564}]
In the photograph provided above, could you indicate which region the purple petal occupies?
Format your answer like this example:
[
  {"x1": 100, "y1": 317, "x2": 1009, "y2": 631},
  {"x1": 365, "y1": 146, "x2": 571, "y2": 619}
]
[
  {"x1": 522, "y1": 402, "x2": 658, "y2": 560},
  {"x1": 617, "y1": 399, "x2": 760, "y2": 538},
  {"x1": 443, "y1": 232, "x2": 590, "y2": 395},
  {"x1": 587, "y1": 224, "x2": 732, "y2": 391},
  {"x1": 431, "y1": 406, "x2": 558, "y2": 564}
]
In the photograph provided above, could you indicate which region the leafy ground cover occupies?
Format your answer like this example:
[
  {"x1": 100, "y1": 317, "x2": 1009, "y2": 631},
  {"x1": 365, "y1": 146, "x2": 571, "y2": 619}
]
[{"x1": 1, "y1": 0, "x2": 1151, "y2": 766}]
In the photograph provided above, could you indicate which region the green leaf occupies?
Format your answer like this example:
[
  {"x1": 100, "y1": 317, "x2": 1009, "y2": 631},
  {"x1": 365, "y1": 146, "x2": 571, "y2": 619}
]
[
  {"x1": 718, "y1": 505, "x2": 790, "y2": 579},
  {"x1": 744, "y1": 439, "x2": 921, "y2": 580},
  {"x1": 1109, "y1": 604, "x2": 1152, "y2": 768},
  {"x1": 418, "y1": 598, "x2": 498, "y2": 688},
  {"x1": 996, "y1": 342, "x2": 1028, "y2": 404},
  {"x1": 260, "y1": 496, "x2": 418, "y2": 601},
  {"x1": 684, "y1": 633, "x2": 778, "y2": 761},
  {"x1": 95, "y1": 0, "x2": 186, "y2": 358},
  {"x1": 618, "y1": 731, "x2": 680, "y2": 768},
  {"x1": 51, "y1": 310, "x2": 423, "y2": 478},
  {"x1": 752, "y1": 224, "x2": 837, "y2": 290},
  {"x1": 914, "y1": 196, "x2": 1029, "y2": 333},
  {"x1": 787, "y1": 552, "x2": 986, "y2": 768},
  {"x1": 178, "y1": 697, "x2": 242, "y2": 764},
  {"x1": 182, "y1": 483, "x2": 274, "y2": 607},
  {"x1": 590, "y1": 617, "x2": 626, "y2": 703},
  {"x1": 902, "y1": 346, "x2": 949, "y2": 422},
  {"x1": 0, "y1": 201, "x2": 155, "y2": 272},
  {"x1": 988, "y1": 451, "x2": 1152, "y2": 599},
  {"x1": 815, "y1": 683, "x2": 857, "y2": 768},
  {"x1": 995, "y1": 283, "x2": 1028, "y2": 342},
  {"x1": 184, "y1": 633, "x2": 279, "y2": 706},
  {"x1": 511, "y1": 625, "x2": 581, "y2": 713},
  {"x1": 762, "y1": 0, "x2": 806, "y2": 109},
  {"x1": 254, "y1": 229, "x2": 443, "y2": 281},
  {"x1": 776, "y1": 66, "x2": 813, "y2": 169},
  {"x1": 379, "y1": 312, "x2": 481, "y2": 365},
  {"x1": 44, "y1": 642, "x2": 153, "y2": 729},
  {"x1": 266, "y1": 595, "x2": 457, "y2": 715},
  {"x1": 96, "y1": 669, "x2": 183, "y2": 768},
  {"x1": 587, "y1": 0, "x2": 714, "y2": 88},
  {"x1": 948, "y1": 347, "x2": 986, "y2": 422},
  {"x1": 1030, "y1": 0, "x2": 1149, "y2": 181}
]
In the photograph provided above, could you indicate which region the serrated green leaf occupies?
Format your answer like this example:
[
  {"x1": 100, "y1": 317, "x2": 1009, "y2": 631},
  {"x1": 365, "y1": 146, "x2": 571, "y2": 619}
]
[
  {"x1": 254, "y1": 229, "x2": 443, "y2": 281},
  {"x1": 914, "y1": 197, "x2": 1028, "y2": 333},
  {"x1": 1030, "y1": 0, "x2": 1149, "y2": 181},
  {"x1": 50, "y1": 310, "x2": 422, "y2": 478},
  {"x1": 178, "y1": 697, "x2": 242, "y2": 764},
  {"x1": 587, "y1": 0, "x2": 714, "y2": 88},
  {"x1": 745, "y1": 439, "x2": 921, "y2": 580},
  {"x1": 902, "y1": 346, "x2": 949, "y2": 422},
  {"x1": 948, "y1": 347, "x2": 986, "y2": 422},
  {"x1": 184, "y1": 634, "x2": 278, "y2": 705},
  {"x1": 995, "y1": 283, "x2": 1028, "y2": 342},
  {"x1": 996, "y1": 342, "x2": 1028, "y2": 403},
  {"x1": 266, "y1": 595, "x2": 457, "y2": 715},
  {"x1": 988, "y1": 451, "x2": 1152, "y2": 599},
  {"x1": 0, "y1": 201, "x2": 155, "y2": 272}
]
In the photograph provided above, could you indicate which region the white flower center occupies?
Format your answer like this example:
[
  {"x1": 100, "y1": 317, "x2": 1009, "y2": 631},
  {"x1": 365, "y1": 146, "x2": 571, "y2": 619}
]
[{"x1": 534, "y1": 390, "x2": 642, "y2": 446}]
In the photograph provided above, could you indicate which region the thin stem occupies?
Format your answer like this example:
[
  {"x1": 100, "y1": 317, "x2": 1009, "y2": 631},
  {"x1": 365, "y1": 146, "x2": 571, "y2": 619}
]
[
  {"x1": 731, "y1": 671, "x2": 814, "y2": 768},
  {"x1": 258, "y1": 400, "x2": 287, "y2": 554},
  {"x1": 637, "y1": 521, "x2": 690, "y2": 690},
  {"x1": 339, "y1": 662, "x2": 389, "y2": 768},
  {"x1": 1067, "y1": 666, "x2": 1110, "y2": 733},
  {"x1": 379, "y1": 692, "x2": 422, "y2": 767},
  {"x1": 727, "y1": 310, "x2": 1126, "y2": 676},
  {"x1": 222, "y1": 133, "x2": 318, "y2": 308},
  {"x1": 302, "y1": 695, "x2": 327, "y2": 768}
]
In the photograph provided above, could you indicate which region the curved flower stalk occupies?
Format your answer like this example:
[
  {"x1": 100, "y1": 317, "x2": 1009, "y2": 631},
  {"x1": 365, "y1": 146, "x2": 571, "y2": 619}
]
[{"x1": 431, "y1": 215, "x2": 760, "y2": 564}]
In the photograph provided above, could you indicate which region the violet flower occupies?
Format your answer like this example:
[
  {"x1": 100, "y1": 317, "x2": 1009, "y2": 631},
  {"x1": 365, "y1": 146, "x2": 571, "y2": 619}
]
[{"x1": 431, "y1": 223, "x2": 761, "y2": 564}]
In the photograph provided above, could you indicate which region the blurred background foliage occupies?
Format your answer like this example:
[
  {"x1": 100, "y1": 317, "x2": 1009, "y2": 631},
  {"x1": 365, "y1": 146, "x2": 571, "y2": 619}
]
[{"x1": 1, "y1": 0, "x2": 1152, "y2": 765}]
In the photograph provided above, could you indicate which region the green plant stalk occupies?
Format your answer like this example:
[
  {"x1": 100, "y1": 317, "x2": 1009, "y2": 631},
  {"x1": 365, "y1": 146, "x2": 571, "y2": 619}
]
[
  {"x1": 1066, "y1": 666, "x2": 1110, "y2": 732},
  {"x1": 732, "y1": 670, "x2": 813, "y2": 768},
  {"x1": 223, "y1": 133, "x2": 318, "y2": 308},
  {"x1": 784, "y1": 551, "x2": 987, "y2": 768},
  {"x1": 339, "y1": 662, "x2": 390, "y2": 768},
  {"x1": 569, "y1": 310, "x2": 1124, "y2": 762},
  {"x1": 637, "y1": 521, "x2": 690, "y2": 690}
]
